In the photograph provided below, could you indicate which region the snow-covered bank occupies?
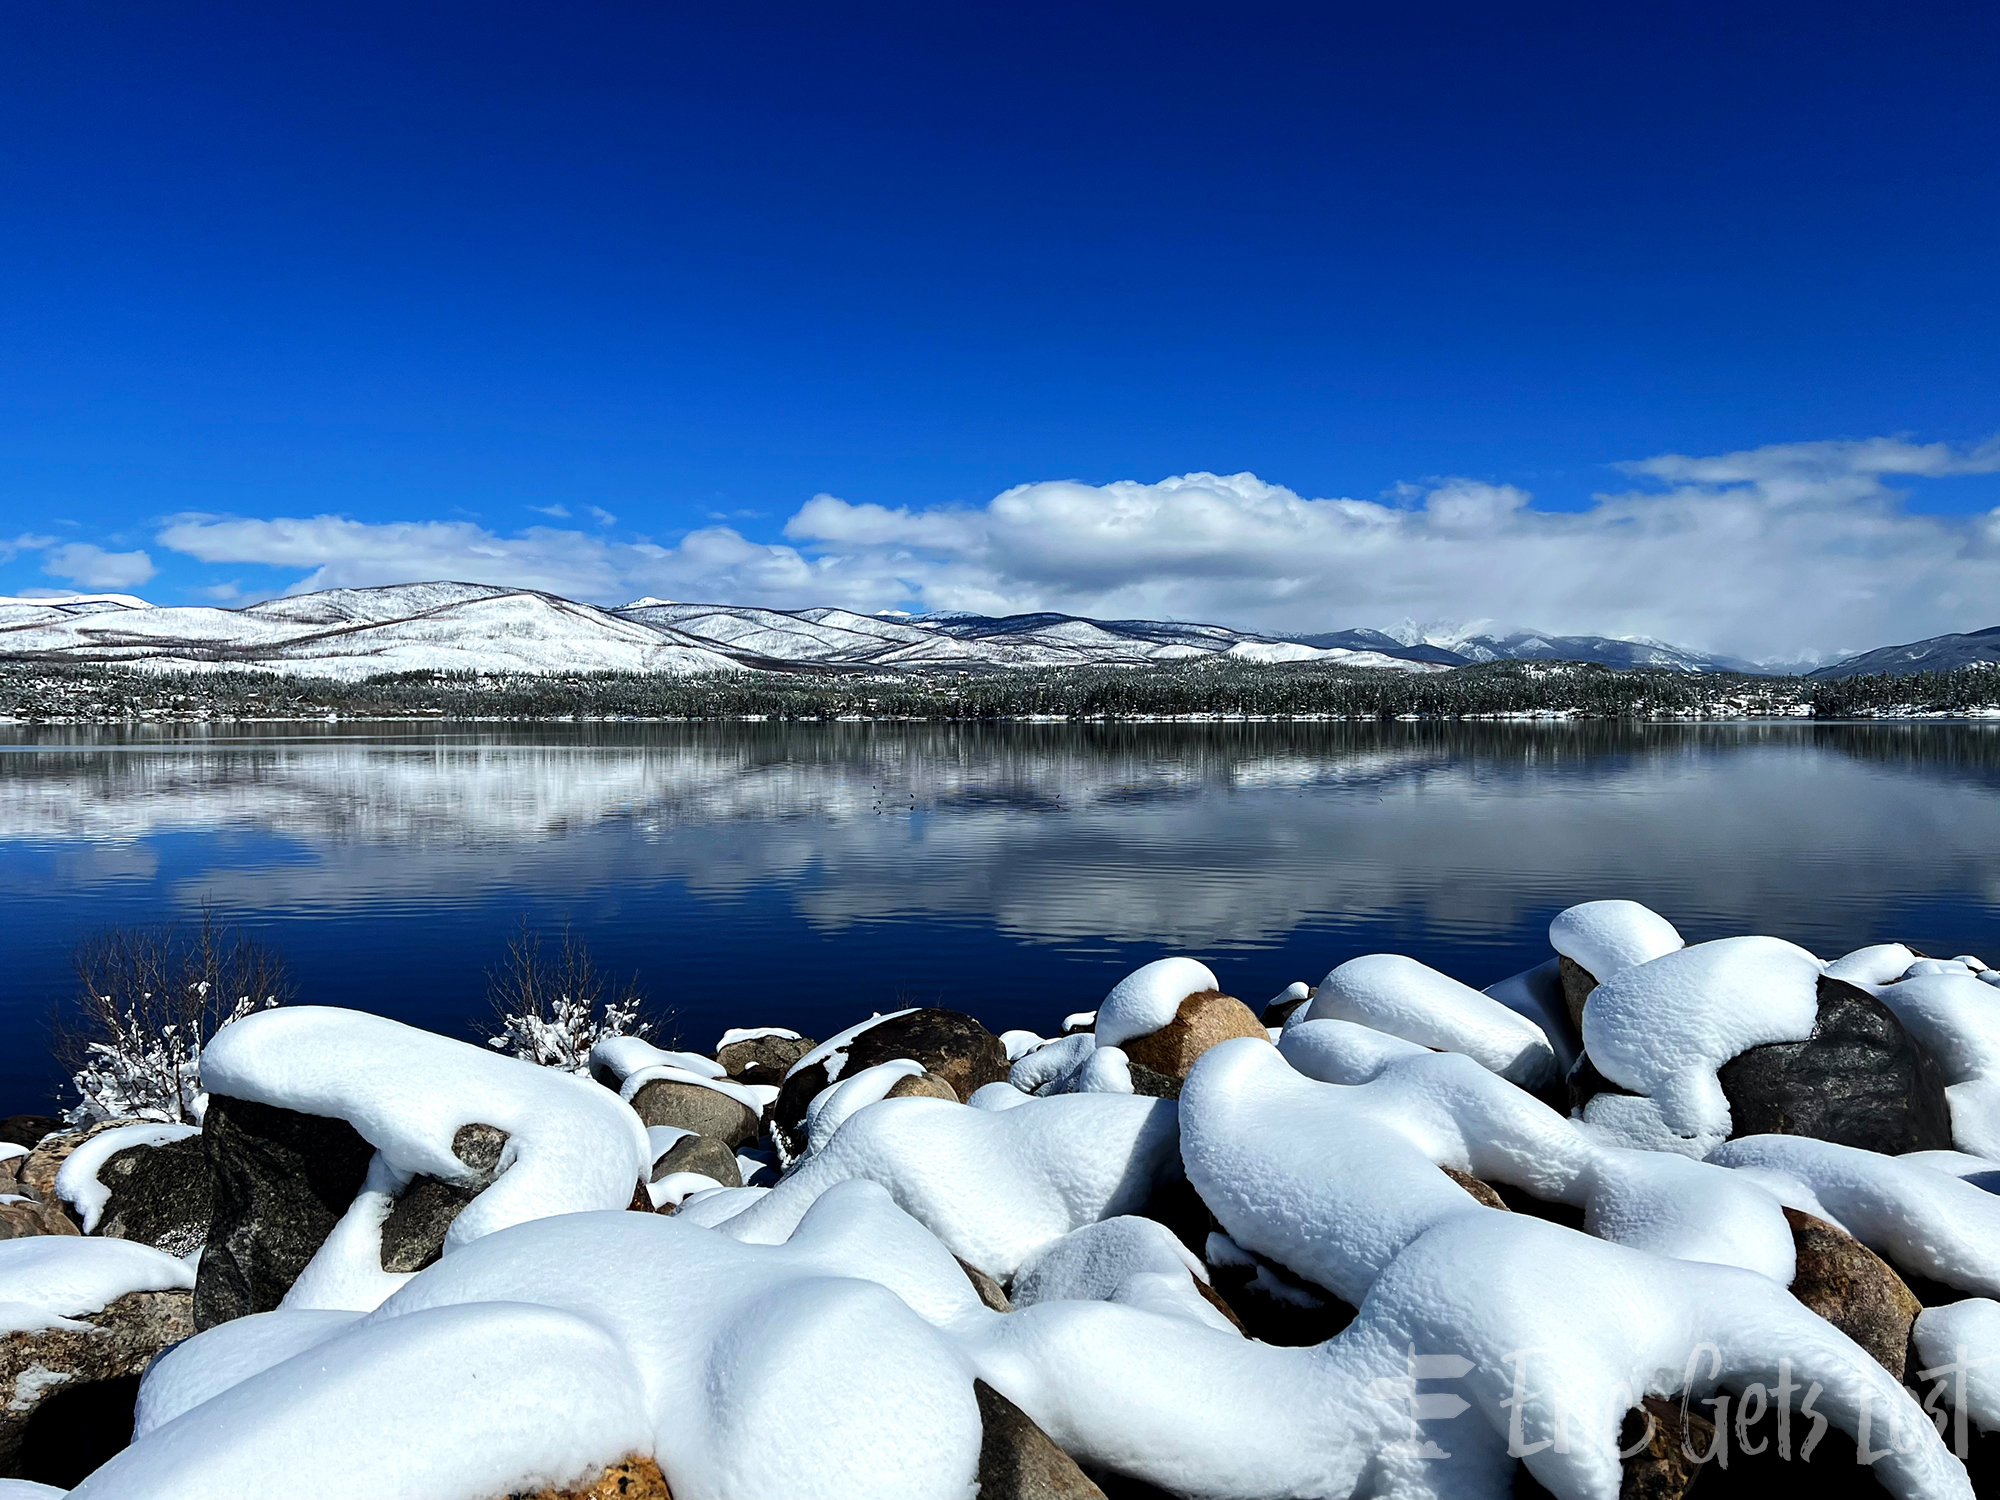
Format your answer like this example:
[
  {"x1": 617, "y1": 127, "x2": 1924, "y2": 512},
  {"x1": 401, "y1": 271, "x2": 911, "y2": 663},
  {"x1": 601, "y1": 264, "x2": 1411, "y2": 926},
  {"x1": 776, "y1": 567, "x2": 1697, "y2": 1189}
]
[{"x1": 4, "y1": 904, "x2": 2000, "y2": 1496}]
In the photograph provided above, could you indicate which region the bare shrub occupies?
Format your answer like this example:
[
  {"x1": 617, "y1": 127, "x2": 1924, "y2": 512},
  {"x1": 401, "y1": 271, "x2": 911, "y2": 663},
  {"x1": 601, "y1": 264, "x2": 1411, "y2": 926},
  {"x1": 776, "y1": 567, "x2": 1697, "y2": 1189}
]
[
  {"x1": 57, "y1": 906, "x2": 294, "y2": 1125},
  {"x1": 481, "y1": 916, "x2": 667, "y2": 1073}
]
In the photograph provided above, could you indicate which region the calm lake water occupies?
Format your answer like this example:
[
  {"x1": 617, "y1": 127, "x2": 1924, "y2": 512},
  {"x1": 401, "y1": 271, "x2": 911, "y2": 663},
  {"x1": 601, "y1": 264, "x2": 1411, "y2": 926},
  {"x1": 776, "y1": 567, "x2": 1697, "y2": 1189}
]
[{"x1": 4, "y1": 720, "x2": 1999, "y2": 1110}]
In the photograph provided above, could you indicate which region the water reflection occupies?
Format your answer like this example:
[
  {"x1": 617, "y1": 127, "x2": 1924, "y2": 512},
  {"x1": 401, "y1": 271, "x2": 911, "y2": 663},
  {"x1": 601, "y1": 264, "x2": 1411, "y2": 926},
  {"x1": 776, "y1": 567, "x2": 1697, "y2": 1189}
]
[{"x1": 2, "y1": 722, "x2": 1998, "y2": 1106}]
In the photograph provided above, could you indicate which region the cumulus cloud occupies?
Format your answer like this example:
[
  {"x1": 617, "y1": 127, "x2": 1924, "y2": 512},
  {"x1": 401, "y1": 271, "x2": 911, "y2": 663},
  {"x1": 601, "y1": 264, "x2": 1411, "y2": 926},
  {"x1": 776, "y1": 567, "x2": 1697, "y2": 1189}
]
[
  {"x1": 42, "y1": 542, "x2": 156, "y2": 590},
  {"x1": 148, "y1": 434, "x2": 2000, "y2": 659}
]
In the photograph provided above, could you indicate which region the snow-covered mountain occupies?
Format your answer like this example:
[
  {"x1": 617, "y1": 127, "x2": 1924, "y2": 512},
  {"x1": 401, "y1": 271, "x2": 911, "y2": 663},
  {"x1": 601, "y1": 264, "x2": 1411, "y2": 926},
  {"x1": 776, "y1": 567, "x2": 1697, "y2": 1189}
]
[
  {"x1": 1809, "y1": 625, "x2": 2000, "y2": 679},
  {"x1": 0, "y1": 584, "x2": 1440, "y2": 678},
  {"x1": 0, "y1": 583, "x2": 746, "y2": 680},
  {"x1": 1285, "y1": 622, "x2": 1774, "y2": 673}
]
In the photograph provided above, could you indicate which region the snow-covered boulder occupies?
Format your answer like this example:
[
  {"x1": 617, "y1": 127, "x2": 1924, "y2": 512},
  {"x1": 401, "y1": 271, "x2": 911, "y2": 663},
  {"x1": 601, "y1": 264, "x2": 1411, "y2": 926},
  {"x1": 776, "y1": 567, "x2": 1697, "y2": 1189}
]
[
  {"x1": 713, "y1": 1027, "x2": 814, "y2": 1083},
  {"x1": 1305, "y1": 954, "x2": 1558, "y2": 1091},
  {"x1": 1547, "y1": 899, "x2": 1684, "y2": 1028},
  {"x1": 1, "y1": 1237, "x2": 195, "y2": 1482},
  {"x1": 771, "y1": 1009, "x2": 1011, "y2": 1159},
  {"x1": 53, "y1": 1123, "x2": 210, "y2": 1256}
]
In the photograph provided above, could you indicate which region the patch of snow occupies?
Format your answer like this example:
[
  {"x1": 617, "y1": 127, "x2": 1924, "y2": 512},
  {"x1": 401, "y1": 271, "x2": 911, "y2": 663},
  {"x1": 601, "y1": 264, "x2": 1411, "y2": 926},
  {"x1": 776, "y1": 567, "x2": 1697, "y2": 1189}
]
[
  {"x1": 784, "y1": 1009, "x2": 920, "y2": 1087},
  {"x1": 0, "y1": 1236, "x2": 195, "y2": 1334},
  {"x1": 135, "y1": 1308, "x2": 362, "y2": 1438},
  {"x1": 1012, "y1": 1216, "x2": 1233, "y2": 1334},
  {"x1": 1870, "y1": 972, "x2": 2000, "y2": 1157},
  {"x1": 715, "y1": 1026, "x2": 800, "y2": 1049},
  {"x1": 1306, "y1": 954, "x2": 1557, "y2": 1090},
  {"x1": 1547, "y1": 900, "x2": 1684, "y2": 981},
  {"x1": 1094, "y1": 958, "x2": 1218, "y2": 1049},
  {"x1": 202, "y1": 1008, "x2": 651, "y2": 1262},
  {"x1": 1914, "y1": 1299, "x2": 2000, "y2": 1434},
  {"x1": 1823, "y1": 942, "x2": 1921, "y2": 986},
  {"x1": 1579, "y1": 937, "x2": 1822, "y2": 1156},
  {"x1": 593, "y1": 1036, "x2": 727, "y2": 1082},
  {"x1": 802, "y1": 1059, "x2": 927, "y2": 1157}
]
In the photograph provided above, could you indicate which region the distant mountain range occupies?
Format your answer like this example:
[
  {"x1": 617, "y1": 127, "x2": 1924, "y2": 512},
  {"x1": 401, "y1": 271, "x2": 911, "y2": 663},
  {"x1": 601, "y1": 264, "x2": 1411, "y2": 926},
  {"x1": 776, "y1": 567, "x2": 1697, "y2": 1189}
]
[{"x1": 0, "y1": 581, "x2": 1993, "y2": 681}]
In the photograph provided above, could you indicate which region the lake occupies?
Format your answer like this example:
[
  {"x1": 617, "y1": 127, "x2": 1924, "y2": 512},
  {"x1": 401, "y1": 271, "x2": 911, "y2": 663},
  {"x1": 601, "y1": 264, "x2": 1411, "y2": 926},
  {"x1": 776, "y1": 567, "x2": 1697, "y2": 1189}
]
[{"x1": 4, "y1": 720, "x2": 1999, "y2": 1111}]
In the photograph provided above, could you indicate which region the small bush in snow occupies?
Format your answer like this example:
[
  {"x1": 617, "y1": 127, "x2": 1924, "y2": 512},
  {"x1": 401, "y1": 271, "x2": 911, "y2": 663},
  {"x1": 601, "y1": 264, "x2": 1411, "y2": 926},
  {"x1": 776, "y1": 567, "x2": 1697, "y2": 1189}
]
[
  {"x1": 481, "y1": 917, "x2": 667, "y2": 1073},
  {"x1": 58, "y1": 907, "x2": 293, "y2": 1126}
]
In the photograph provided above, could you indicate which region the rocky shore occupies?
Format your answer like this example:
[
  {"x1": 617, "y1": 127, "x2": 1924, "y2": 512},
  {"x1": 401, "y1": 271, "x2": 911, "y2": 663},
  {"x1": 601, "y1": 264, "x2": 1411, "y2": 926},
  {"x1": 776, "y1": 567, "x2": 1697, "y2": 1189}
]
[{"x1": 4, "y1": 902, "x2": 2000, "y2": 1497}]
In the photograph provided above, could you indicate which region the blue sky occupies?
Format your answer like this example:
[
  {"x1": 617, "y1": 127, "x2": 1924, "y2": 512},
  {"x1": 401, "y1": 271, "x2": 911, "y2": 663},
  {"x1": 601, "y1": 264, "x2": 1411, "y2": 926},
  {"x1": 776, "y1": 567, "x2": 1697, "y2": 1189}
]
[{"x1": 1, "y1": 2, "x2": 1996, "y2": 654}]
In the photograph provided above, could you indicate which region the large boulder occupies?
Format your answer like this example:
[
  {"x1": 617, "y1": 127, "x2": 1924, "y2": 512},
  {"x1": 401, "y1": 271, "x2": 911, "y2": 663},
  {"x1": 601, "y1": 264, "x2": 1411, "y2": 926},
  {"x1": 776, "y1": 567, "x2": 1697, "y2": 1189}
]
[
  {"x1": 77, "y1": 1133, "x2": 215, "y2": 1257},
  {"x1": 378, "y1": 1123, "x2": 509, "y2": 1274},
  {"x1": 715, "y1": 1030, "x2": 816, "y2": 1087},
  {"x1": 1782, "y1": 1207, "x2": 1921, "y2": 1379},
  {"x1": 1, "y1": 1288, "x2": 192, "y2": 1484},
  {"x1": 195, "y1": 1094, "x2": 376, "y2": 1330},
  {"x1": 771, "y1": 1009, "x2": 1010, "y2": 1158},
  {"x1": 649, "y1": 1133, "x2": 742, "y2": 1191},
  {"x1": 1716, "y1": 976, "x2": 1952, "y2": 1155},
  {"x1": 975, "y1": 1380, "x2": 1106, "y2": 1499},
  {"x1": 1120, "y1": 991, "x2": 1268, "y2": 1082},
  {"x1": 627, "y1": 1080, "x2": 760, "y2": 1149}
]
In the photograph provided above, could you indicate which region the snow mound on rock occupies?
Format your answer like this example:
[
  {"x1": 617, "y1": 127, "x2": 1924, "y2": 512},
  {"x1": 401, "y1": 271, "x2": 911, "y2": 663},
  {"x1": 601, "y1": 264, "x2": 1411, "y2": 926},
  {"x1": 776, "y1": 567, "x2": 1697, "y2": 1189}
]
[
  {"x1": 0, "y1": 1234, "x2": 195, "y2": 1334},
  {"x1": 1094, "y1": 957, "x2": 1219, "y2": 1048},
  {"x1": 1547, "y1": 900, "x2": 1683, "y2": 979},
  {"x1": 1305, "y1": 954, "x2": 1557, "y2": 1089}
]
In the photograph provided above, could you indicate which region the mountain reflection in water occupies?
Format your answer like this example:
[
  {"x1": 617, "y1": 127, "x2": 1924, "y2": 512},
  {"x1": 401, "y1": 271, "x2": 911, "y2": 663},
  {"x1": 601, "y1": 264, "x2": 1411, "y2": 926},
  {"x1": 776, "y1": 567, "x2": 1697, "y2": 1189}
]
[{"x1": 2, "y1": 721, "x2": 1997, "y2": 1106}]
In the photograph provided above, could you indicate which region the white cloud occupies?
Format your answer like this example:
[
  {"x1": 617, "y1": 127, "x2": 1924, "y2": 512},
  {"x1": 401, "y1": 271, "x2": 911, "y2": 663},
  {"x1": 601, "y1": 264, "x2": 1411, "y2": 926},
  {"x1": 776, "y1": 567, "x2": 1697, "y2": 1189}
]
[
  {"x1": 526, "y1": 503, "x2": 571, "y2": 518},
  {"x1": 0, "y1": 532, "x2": 57, "y2": 563},
  {"x1": 42, "y1": 542, "x2": 156, "y2": 589},
  {"x1": 150, "y1": 435, "x2": 2000, "y2": 658},
  {"x1": 587, "y1": 506, "x2": 617, "y2": 526}
]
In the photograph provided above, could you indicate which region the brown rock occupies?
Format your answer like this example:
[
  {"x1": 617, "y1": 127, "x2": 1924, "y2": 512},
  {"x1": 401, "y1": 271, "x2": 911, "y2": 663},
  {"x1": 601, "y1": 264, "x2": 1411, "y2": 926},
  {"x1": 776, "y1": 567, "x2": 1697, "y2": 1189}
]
[
  {"x1": 0, "y1": 1198, "x2": 82, "y2": 1240},
  {"x1": 1559, "y1": 955, "x2": 1598, "y2": 1032},
  {"x1": 1, "y1": 1287, "x2": 193, "y2": 1482},
  {"x1": 974, "y1": 1380, "x2": 1107, "y2": 1499},
  {"x1": 627, "y1": 1080, "x2": 760, "y2": 1149},
  {"x1": 958, "y1": 1256, "x2": 1013, "y2": 1311},
  {"x1": 509, "y1": 1455, "x2": 672, "y2": 1499},
  {"x1": 715, "y1": 1033, "x2": 815, "y2": 1079},
  {"x1": 885, "y1": 1070, "x2": 959, "y2": 1103},
  {"x1": 1441, "y1": 1167, "x2": 1510, "y2": 1211},
  {"x1": 1618, "y1": 1396, "x2": 1712, "y2": 1500},
  {"x1": 1120, "y1": 991, "x2": 1268, "y2": 1081},
  {"x1": 1783, "y1": 1207, "x2": 1920, "y2": 1378}
]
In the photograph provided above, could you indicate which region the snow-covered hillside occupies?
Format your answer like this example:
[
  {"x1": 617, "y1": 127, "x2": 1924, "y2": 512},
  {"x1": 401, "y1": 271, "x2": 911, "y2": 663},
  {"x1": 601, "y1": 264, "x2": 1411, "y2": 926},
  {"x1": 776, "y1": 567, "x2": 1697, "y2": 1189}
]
[
  {"x1": 0, "y1": 584, "x2": 1442, "y2": 678},
  {"x1": 0, "y1": 584, "x2": 746, "y2": 680}
]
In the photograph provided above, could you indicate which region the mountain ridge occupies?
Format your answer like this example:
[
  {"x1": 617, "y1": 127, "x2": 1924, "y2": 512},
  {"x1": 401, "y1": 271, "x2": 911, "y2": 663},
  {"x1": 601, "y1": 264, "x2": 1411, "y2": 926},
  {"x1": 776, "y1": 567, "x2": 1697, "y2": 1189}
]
[{"x1": 1, "y1": 583, "x2": 1993, "y2": 680}]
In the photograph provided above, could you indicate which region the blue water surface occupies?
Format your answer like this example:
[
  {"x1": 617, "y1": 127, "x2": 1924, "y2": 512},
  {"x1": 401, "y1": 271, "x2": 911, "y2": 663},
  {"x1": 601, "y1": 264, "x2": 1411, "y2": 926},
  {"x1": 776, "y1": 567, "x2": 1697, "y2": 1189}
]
[{"x1": 3, "y1": 720, "x2": 1997, "y2": 1111}]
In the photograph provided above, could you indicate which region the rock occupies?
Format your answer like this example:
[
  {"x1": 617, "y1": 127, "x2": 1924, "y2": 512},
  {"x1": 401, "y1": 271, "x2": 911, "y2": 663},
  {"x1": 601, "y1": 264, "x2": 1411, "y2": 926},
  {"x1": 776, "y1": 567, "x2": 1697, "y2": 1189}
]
[
  {"x1": 974, "y1": 1379, "x2": 1106, "y2": 1499},
  {"x1": 1782, "y1": 1207, "x2": 1920, "y2": 1378},
  {"x1": 958, "y1": 1256, "x2": 1012, "y2": 1312},
  {"x1": 1261, "y1": 995, "x2": 1311, "y2": 1027},
  {"x1": 1617, "y1": 1396, "x2": 1713, "y2": 1500},
  {"x1": 0, "y1": 1199, "x2": 80, "y2": 1240},
  {"x1": 379, "y1": 1124, "x2": 510, "y2": 1274},
  {"x1": 0, "y1": 1287, "x2": 192, "y2": 1483},
  {"x1": 21, "y1": 1122, "x2": 137, "y2": 1219},
  {"x1": 1717, "y1": 976, "x2": 1953, "y2": 1155},
  {"x1": 1558, "y1": 954, "x2": 1598, "y2": 1032},
  {"x1": 627, "y1": 1080, "x2": 761, "y2": 1149},
  {"x1": 1125, "y1": 1060, "x2": 1182, "y2": 1100},
  {"x1": 89, "y1": 1133, "x2": 215, "y2": 1257},
  {"x1": 649, "y1": 1133, "x2": 742, "y2": 1191},
  {"x1": 715, "y1": 1032, "x2": 815, "y2": 1079},
  {"x1": 1565, "y1": 1051, "x2": 1635, "y2": 1115},
  {"x1": 1442, "y1": 1166, "x2": 1510, "y2": 1211},
  {"x1": 508, "y1": 1455, "x2": 672, "y2": 1499},
  {"x1": 195, "y1": 1093, "x2": 376, "y2": 1331},
  {"x1": 885, "y1": 1070, "x2": 960, "y2": 1103},
  {"x1": 0, "y1": 1116, "x2": 60, "y2": 1152},
  {"x1": 772, "y1": 1009, "x2": 1010, "y2": 1157},
  {"x1": 1120, "y1": 991, "x2": 1268, "y2": 1082}
]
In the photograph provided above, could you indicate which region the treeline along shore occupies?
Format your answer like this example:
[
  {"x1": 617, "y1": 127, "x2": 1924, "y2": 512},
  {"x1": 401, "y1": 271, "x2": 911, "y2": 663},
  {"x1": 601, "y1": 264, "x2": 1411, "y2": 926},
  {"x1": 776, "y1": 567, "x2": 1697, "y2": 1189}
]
[{"x1": 3, "y1": 656, "x2": 2000, "y2": 723}]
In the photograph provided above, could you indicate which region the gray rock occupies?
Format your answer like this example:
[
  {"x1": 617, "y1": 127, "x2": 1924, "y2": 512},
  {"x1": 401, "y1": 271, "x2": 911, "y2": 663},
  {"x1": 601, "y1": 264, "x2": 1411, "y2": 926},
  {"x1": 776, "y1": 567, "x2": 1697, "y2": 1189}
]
[
  {"x1": 1558, "y1": 954, "x2": 1597, "y2": 1032},
  {"x1": 650, "y1": 1132, "x2": 742, "y2": 1190},
  {"x1": 1, "y1": 1287, "x2": 192, "y2": 1482},
  {"x1": 195, "y1": 1093, "x2": 376, "y2": 1331},
  {"x1": 974, "y1": 1379, "x2": 1106, "y2": 1499},
  {"x1": 1125, "y1": 1060, "x2": 1182, "y2": 1100},
  {"x1": 1717, "y1": 976, "x2": 1952, "y2": 1154},
  {"x1": 628, "y1": 1080, "x2": 761, "y2": 1148},
  {"x1": 379, "y1": 1124, "x2": 510, "y2": 1274},
  {"x1": 772, "y1": 1009, "x2": 1010, "y2": 1158},
  {"x1": 90, "y1": 1133, "x2": 214, "y2": 1258}
]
